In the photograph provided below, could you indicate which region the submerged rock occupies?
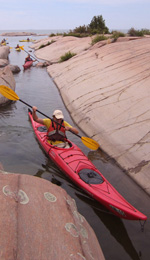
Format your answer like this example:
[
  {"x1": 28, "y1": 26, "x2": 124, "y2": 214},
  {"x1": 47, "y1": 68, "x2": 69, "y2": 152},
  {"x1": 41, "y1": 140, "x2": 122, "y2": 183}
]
[
  {"x1": 36, "y1": 61, "x2": 51, "y2": 67},
  {"x1": 7, "y1": 64, "x2": 21, "y2": 74}
]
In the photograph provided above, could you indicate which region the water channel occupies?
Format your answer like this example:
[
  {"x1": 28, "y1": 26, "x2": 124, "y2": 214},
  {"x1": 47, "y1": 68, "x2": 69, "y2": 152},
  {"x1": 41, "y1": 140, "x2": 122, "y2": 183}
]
[{"x1": 0, "y1": 35, "x2": 150, "y2": 260}]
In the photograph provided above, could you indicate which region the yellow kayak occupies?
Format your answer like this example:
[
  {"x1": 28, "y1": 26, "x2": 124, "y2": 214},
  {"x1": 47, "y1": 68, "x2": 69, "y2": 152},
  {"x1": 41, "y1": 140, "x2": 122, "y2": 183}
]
[
  {"x1": 15, "y1": 48, "x2": 21, "y2": 51},
  {"x1": 19, "y1": 39, "x2": 36, "y2": 42},
  {"x1": 1, "y1": 42, "x2": 6, "y2": 46}
]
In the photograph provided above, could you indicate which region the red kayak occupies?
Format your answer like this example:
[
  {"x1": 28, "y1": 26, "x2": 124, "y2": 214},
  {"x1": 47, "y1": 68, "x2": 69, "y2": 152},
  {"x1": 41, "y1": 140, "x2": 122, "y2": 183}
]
[
  {"x1": 23, "y1": 61, "x2": 33, "y2": 70},
  {"x1": 28, "y1": 110, "x2": 147, "y2": 221}
]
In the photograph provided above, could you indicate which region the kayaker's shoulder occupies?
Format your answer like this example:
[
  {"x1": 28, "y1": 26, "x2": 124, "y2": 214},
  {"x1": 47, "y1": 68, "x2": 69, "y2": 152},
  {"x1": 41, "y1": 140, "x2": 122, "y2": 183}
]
[
  {"x1": 64, "y1": 120, "x2": 72, "y2": 127},
  {"x1": 43, "y1": 118, "x2": 51, "y2": 127},
  {"x1": 43, "y1": 118, "x2": 51, "y2": 122}
]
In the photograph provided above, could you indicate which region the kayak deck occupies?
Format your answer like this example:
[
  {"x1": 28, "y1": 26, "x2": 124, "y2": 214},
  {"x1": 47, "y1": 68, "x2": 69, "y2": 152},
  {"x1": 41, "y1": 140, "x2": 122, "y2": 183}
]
[
  {"x1": 19, "y1": 39, "x2": 36, "y2": 42},
  {"x1": 28, "y1": 110, "x2": 147, "y2": 221},
  {"x1": 15, "y1": 48, "x2": 21, "y2": 52}
]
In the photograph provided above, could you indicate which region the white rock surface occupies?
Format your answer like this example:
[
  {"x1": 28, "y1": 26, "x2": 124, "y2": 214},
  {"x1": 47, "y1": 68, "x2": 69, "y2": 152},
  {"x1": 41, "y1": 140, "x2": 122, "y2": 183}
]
[
  {"x1": 33, "y1": 36, "x2": 92, "y2": 63},
  {"x1": 33, "y1": 36, "x2": 150, "y2": 195},
  {"x1": 0, "y1": 46, "x2": 10, "y2": 59},
  {"x1": 0, "y1": 66, "x2": 16, "y2": 105},
  {"x1": 0, "y1": 59, "x2": 9, "y2": 67}
]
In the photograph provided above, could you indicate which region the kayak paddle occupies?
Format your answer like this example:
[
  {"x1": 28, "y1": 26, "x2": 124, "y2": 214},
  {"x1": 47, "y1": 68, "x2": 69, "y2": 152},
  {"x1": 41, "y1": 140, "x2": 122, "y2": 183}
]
[
  {"x1": 9, "y1": 45, "x2": 24, "y2": 49},
  {"x1": 19, "y1": 46, "x2": 39, "y2": 62},
  {"x1": 0, "y1": 85, "x2": 99, "y2": 150}
]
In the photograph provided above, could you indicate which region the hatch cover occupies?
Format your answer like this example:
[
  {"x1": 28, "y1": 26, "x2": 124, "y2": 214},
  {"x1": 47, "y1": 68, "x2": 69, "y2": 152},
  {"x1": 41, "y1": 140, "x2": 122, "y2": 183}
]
[{"x1": 79, "y1": 169, "x2": 104, "y2": 184}]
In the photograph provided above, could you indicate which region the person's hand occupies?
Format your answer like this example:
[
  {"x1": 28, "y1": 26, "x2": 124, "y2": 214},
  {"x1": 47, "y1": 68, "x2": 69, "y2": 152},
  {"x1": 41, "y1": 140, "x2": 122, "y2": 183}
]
[
  {"x1": 65, "y1": 126, "x2": 71, "y2": 131},
  {"x1": 32, "y1": 106, "x2": 37, "y2": 112}
]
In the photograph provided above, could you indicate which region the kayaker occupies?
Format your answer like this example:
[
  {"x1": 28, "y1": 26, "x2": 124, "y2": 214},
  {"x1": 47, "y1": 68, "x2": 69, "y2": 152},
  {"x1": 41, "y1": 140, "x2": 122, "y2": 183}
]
[
  {"x1": 32, "y1": 107, "x2": 79, "y2": 148},
  {"x1": 15, "y1": 44, "x2": 20, "y2": 49},
  {"x1": 1, "y1": 38, "x2": 6, "y2": 43},
  {"x1": 25, "y1": 54, "x2": 33, "y2": 63}
]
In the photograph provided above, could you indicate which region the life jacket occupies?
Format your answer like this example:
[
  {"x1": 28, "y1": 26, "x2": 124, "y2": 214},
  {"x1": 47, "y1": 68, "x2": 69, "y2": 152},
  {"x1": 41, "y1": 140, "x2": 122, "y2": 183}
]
[{"x1": 47, "y1": 120, "x2": 67, "y2": 141}]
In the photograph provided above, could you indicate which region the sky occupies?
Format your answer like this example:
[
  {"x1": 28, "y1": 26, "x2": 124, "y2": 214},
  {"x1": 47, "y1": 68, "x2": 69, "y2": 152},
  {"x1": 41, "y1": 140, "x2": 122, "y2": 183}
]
[{"x1": 0, "y1": 0, "x2": 150, "y2": 32}]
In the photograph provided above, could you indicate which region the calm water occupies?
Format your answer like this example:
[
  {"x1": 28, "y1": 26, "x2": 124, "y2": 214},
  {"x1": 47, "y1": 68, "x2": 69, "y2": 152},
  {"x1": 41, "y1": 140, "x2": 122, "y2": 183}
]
[{"x1": 0, "y1": 35, "x2": 150, "y2": 260}]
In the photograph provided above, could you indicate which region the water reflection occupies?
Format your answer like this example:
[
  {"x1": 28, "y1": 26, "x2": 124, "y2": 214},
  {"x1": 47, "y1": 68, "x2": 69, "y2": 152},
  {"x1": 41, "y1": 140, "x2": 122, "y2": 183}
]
[
  {"x1": 33, "y1": 154, "x2": 140, "y2": 260},
  {"x1": 88, "y1": 147, "x2": 116, "y2": 165},
  {"x1": 34, "y1": 158, "x2": 68, "y2": 184},
  {"x1": 76, "y1": 192, "x2": 141, "y2": 260},
  {"x1": 0, "y1": 102, "x2": 16, "y2": 118}
]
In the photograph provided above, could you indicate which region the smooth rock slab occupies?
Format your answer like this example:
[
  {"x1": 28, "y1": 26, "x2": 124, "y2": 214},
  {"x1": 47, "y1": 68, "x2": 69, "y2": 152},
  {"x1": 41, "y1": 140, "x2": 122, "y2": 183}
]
[
  {"x1": 36, "y1": 37, "x2": 150, "y2": 195},
  {"x1": 0, "y1": 66, "x2": 16, "y2": 106},
  {"x1": 0, "y1": 59, "x2": 9, "y2": 67},
  {"x1": 0, "y1": 46, "x2": 10, "y2": 59},
  {"x1": 0, "y1": 172, "x2": 105, "y2": 260}
]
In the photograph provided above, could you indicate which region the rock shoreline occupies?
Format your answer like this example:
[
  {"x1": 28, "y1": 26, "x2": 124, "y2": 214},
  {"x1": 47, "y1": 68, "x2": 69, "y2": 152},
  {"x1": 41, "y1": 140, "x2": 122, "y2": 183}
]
[
  {"x1": 1, "y1": 34, "x2": 150, "y2": 196},
  {"x1": 32, "y1": 35, "x2": 150, "y2": 196},
  {"x1": 0, "y1": 32, "x2": 48, "y2": 36},
  {"x1": 0, "y1": 170, "x2": 105, "y2": 260},
  {"x1": 0, "y1": 40, "x2": 105, "y2": 259}
]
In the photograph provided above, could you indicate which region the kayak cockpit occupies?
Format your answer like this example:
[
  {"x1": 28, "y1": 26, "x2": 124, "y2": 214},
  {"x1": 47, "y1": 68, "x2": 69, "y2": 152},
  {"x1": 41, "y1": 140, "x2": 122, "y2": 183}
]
[{"x1": 37, "y1": 126, "x2": 72, "y2": 149}]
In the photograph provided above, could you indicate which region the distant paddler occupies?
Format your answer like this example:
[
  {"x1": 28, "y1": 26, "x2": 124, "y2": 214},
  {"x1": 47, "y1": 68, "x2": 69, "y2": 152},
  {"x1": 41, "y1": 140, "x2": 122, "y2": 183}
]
[
  {"x1": 15, "y1": 44, "x2": 21, "y2": 51},
  {"x1": 1, "y1": 38, "x2": 7, "y2": 46},
  {"x1": 24, "y1": 54, "x2": 36, "y2": 63}
]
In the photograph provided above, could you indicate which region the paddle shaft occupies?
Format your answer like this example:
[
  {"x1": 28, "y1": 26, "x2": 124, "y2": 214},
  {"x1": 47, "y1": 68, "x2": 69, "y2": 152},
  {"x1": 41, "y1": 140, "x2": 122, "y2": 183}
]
[
  {"x1": 0, "y1": 84, "x2": 99, "y2": 150},
  {"x1": 23, "y1": 49, "x2": 39, "y2": 62},
  {"x1": 20, "y1": 99, "x2": 82, "y2": 138}
]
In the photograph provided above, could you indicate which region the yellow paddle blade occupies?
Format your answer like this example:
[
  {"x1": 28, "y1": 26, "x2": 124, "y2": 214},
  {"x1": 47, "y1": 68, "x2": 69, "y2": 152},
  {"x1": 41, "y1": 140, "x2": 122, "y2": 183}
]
[
  {"x1": 81, "y1": 136, "x2": 99, "y2": 150},
  {"x1": 19, "y1": 46, "x2": 24, "y2": 50},
  {"x1": 0, "y1": 85, "x2": 19, "y2": 101}
]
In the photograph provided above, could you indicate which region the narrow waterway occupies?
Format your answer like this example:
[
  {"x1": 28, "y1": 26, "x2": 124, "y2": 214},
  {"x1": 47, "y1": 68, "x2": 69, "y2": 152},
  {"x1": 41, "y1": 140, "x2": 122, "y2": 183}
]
[{"x1": 0, "y1": 36, "x2": 150, "y2": 260}]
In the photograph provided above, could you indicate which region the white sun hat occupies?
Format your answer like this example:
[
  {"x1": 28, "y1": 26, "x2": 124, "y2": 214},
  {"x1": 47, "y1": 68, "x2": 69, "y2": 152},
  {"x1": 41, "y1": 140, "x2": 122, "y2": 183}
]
[{"x1": 53, "y1": 109, "x2": 64, "y2": 119}]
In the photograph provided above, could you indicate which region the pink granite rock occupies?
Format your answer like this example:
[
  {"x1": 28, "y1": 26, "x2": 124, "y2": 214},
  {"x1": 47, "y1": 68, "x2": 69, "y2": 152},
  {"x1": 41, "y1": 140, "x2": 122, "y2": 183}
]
[
  {"x1": 0, "y1": 46, "x2": 10, "y2": 60},
  {"x1": 32, "y1": 36, "x2": 150, "y2": 195},
  {"x1": 7, "y1": 64, "x2": 21, "y2": 74},
  {"x1": 0, "y1": 172, "x2": 105, "y2": 260},
  {"x1": 0, "y1": 162, "x2": 4, "y2": 170},
  {"x1": 0, "y1": 66, "x2": 16, "y2": 106}
]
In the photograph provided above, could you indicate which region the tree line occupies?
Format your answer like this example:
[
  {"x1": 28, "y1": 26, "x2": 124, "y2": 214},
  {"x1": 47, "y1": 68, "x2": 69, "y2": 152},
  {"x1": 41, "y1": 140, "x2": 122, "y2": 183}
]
[{"x1": 65, "y1": 15, "x2": 150, "y2": 37}]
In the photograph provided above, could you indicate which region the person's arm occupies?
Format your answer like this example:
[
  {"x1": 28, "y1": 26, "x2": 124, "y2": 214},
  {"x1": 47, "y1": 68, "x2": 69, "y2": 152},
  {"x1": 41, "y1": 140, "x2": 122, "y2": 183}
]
[
  {"x1": 32, "y1": 106, "x2": 44, "y2": 124},
  {"x1": 64, "y1": 122, "x2": 79, "y2": 135},
  {"x1": 69, "y1": 126, "x2": 79, "y2": 135}
]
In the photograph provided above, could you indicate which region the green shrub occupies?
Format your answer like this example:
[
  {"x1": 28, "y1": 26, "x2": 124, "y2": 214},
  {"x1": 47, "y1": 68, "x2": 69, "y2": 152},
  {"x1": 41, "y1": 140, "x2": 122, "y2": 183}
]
[
  {"x1": 128, "y1": 28, "x2": 144, "y2": 36},
  {"x1": 49, "y1": 33, "x2": 63, "y2": 37},
  {"x1": 73, "y1": 25, "x2": 88, "y2": 34},
  {"x1": 141, "y1": 28, "x2": 150, "y2": 35},
  {"x1": 88, "y1": 15, "x2": 109, "y2": 34},
  {"x1": 39, "y1": 40, "x2": 55, "y2": 49},
  {"x1": 91, "y1": 35, "x2": 108, "y2": 45},
  {"x1": 59, "y1": 51, "x2": 76, "y2": 62},
  {"x1": 111, "y1": 31, "x2": 125, "y2": 38},
  {"x1": 110, "y1": 31, "x2": 125, "y2": 42},
  {"x1": 64, "y1": 15, "x2": 109, "y2": 37},
  {"x1": 63, "y1": 32, "x2": 89, "y2": 38},
  {"x1": 49, "y1": 33, "x2": 56, "y2": 37}
]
